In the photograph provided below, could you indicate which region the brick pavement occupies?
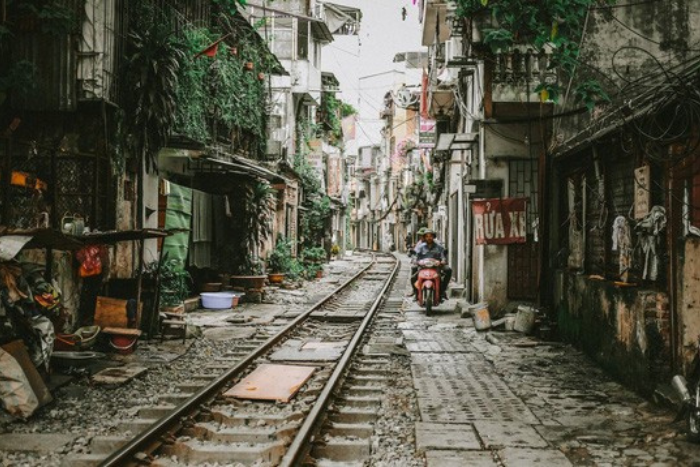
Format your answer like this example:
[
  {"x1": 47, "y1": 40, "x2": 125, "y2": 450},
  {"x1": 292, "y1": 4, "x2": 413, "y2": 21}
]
[{"x1": 399, "y1": 295, "x2": 700, "y2": 466}]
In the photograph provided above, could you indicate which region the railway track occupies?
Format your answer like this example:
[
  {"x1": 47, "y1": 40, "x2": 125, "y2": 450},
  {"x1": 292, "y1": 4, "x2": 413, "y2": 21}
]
[{"x1": 62, "y1": 252, "x2": 399, "y2": 467}]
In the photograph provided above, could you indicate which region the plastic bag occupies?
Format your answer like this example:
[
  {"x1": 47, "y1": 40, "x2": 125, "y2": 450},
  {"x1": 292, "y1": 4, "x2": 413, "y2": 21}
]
[{"x1": 75, "y1": 245, "x2": 103, "y2": 278}]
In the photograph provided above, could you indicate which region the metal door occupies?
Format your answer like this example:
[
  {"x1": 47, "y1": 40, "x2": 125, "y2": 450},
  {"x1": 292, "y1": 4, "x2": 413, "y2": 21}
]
[{"x1": 507, "y1": 159, "x2": 539, "y2": 300}]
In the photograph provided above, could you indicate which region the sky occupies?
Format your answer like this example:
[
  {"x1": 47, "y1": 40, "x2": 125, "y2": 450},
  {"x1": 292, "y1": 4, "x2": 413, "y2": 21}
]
[{"x1": 322, "y1": 0, "x2": 423, "y2": 147}]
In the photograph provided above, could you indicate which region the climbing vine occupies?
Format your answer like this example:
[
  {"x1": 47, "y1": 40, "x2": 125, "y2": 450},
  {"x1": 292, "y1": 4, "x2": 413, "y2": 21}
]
[
  {"x1": 175, "y1": 26, "x2": 270, "y2": 155},
  {"x1": 455, "y1": 0, "x2": 616, "y2": 109}
]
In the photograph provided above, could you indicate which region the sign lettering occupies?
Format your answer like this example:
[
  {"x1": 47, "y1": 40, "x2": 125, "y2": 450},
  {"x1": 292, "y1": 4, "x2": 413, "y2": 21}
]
[{"x1": 472, "y1": 197, "x2": 528, "y2": 245}]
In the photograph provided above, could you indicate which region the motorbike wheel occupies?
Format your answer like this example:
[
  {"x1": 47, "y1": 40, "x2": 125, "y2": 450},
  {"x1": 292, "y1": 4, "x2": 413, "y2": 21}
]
[
  {"x1": 689, "y1": 380, "x2": 700, "y2": 443},
  {"x1": 424, "y1": 288, "x2": 433, "y2": 316}
]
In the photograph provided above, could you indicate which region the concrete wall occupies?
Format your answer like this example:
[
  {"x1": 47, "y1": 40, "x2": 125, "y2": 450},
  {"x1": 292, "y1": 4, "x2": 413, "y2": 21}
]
[
  {"x1": 556, "y1": 272, "x2": 672, "y2": 395},
  {"x1": 475, "y1": 157, "x2": 509, "y2": 311},
  {"x1": 680, "y1": 238, "x2": 700, "y2": 369},
  {"x1": 557, "y1": 0, "x2": 700, "y2": 142}
]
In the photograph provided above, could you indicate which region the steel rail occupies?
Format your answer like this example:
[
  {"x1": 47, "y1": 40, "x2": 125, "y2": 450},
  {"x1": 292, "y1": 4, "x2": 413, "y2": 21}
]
[
  {"x1": 279, "y1": 255, "x2": 400, "y2": 467},
  {"x1": 100, "y1": 256, "x2": 377, "y2": 467}
]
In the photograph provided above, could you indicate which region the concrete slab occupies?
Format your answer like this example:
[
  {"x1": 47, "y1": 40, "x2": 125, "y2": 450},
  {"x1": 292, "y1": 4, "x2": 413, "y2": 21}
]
[
  {"x1": 203, "y1": 326, "x2": 257, "y2": 341},
  {"x1": 0, "y1": 433, "x2": 74, "y2": 452},
  {"x1": 425, "y1": 450, "x2": 498, "y2": 467},
  {"x1": 416, "y1": 423, "x2": 481, "y2": 452},
  {"x1": 269, "y1": 340, "x2": 348, "y2": 362},
  {"x1": 224, "y1": 363, "x2": 316, "y2": 402},
  {"x1": 498, "y1": 447, "x2": 572, "y2": 466},
  {"x1": 92, "y1": 365, "x2": 148, "y2": 385},
  {"x1": 472, "y1": 421, "x2": 548, "y2": 449}
]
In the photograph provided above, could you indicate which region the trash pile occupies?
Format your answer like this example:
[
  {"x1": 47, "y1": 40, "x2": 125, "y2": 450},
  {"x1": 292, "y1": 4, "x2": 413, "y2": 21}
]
[
  {"x1": 0, "y1": 261, "x2": 64, "y2": 418},
  {"x1": 463, "y1": 302, "x2": 555, "y2": 338}
]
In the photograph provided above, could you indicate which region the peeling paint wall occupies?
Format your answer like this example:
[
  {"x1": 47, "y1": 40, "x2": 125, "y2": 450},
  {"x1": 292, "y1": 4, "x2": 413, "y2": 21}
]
[
  {"x1": 557, "y1": 273, "x2": 671, "y2": 395},
  {"x1": 681, "y1": 238, "x2": 700, "y2": 369}
]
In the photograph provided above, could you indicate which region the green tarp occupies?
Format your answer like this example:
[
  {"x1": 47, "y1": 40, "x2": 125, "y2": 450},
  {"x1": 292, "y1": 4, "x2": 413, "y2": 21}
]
[{"x1": 161, "y1": 183, "x2": 192, "y2": 266}]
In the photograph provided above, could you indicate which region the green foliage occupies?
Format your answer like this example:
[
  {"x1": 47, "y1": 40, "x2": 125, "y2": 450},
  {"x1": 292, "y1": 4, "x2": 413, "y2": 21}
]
[
  {"x1": 302, "y1": 246, "x2": 326, "y2": 262},
  {"x1": 573, "y1": 79, "x2": 611, "y2": 110},
  {"x1": 144, "y1": 256, "x2": 191, "y2": 307},
  {"x1": 0, "y1": 60, "x2": 37, "y2": 105},
  {"x1": 243, "y1": 182, "x2": 276, "y2": 254},
  {"x1": 268, "y1": 236, "x2": 293, "y2": 273},
  {"x1": 340, "y1": 102, "x2": 358, "y2": 118},
  {"x1": 319, "y1": 92, "x2": 342, "y2": 144},
  {"x1": 455, "y1": 0, "x2": 616, "y2": 110},
  {"x1": 122, "y1": 3, "x2": 185, "y2": 172},
  {"x1": 175, "y1": 27, "x2": 269, "y2": 154},
  {"x1": 0, "y1": 1, "x2": 78, "y2": 43}
]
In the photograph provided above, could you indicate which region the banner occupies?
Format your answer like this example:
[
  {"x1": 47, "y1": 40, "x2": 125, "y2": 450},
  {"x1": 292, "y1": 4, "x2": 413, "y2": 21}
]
[
  {"x1": 419, "y1": 117, "x2": 435, "y2": 148},
  {"x1": 472, "y1": 197, "x2": 527, "y2": 245},
  {"x1": 341, "y1": 115, "x2": 356, "y2": 142}
]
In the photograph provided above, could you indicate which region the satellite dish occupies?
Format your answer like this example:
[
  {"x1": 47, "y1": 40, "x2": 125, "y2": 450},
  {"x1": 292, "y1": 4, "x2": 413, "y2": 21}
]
[{"x1": 394, "y1": 86, "x2": 419, "y2": 109}]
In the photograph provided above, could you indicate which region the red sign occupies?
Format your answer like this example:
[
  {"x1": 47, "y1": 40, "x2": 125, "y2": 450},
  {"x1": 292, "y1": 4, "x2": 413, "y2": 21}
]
[{"x1": 472, "y1": 198, "x2": 528, "y2": 245}]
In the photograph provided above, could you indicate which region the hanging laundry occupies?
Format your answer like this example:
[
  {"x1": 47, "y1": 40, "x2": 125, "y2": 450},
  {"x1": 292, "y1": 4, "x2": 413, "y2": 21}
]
[
  {"x1": 190, "y1": 190, "x2": 213, "y2": 269},
  {"x1": 612, "y1": 216, "x2": 632, "y2": 282},
  {"x1": 635, "y1": 206, "x2": 667, "y2": 281}
]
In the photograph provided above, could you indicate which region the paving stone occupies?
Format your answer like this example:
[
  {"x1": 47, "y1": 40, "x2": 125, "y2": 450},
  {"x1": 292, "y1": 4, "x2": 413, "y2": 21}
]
[
  {"x1": 425, "y1": 450, "x2": 498, "y2": 467},
  {"x1": 412, "y1": 354, "x2": 538, "y2": 424},
  {"x1": 472, "y1": 421, "x2": 548, "y2": 448},
  {"x1": 498, "y1": 447, "x2": 572, "y2": 466},
  {"x1": 0, "y1": 433, "x2": 74, "y2": 452},
  {"x1": 415, "y1": 422, "x2": 481, "y2": 452}
]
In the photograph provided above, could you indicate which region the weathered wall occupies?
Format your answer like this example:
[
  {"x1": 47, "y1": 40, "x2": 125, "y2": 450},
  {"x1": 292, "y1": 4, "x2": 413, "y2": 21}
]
[
  {"x1": 478, "y1": 157, "x2": 509, "y2": 311},
  {"x1": 557, "y1": 272, "x2": 671, "y2": 395},
  {"x1": 557, "y1": 0, "x2": 700, "y2": 143},
  {"x1": 681, "y1": 238, "x2": 700, "y2": 370}
]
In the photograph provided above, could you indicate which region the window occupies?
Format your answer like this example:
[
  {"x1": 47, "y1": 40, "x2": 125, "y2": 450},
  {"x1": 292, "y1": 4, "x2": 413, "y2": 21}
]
[{"x1": 297, "y1": 20, "x2": 309, "y2": 60}]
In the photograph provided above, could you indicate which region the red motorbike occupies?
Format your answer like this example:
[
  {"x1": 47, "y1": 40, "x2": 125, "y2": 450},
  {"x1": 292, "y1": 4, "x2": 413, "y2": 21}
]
[{"x1": 415, "y1": 258, "x2": 442, "y2": 315}]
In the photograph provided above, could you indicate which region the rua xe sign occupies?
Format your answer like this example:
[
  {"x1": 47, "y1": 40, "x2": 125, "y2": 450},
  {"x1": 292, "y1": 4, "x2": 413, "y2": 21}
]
[{"x1": 472, "y1": 197, "x2": 527, "y2": 245}]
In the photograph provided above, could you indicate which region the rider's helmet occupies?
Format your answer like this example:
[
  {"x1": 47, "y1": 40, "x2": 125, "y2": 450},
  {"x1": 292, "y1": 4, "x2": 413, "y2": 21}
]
[
  {"x1": 417, "y1": 227, "x2": 428, "y2": 237},
  {"x1": 423, "y1": 228, "x2": 436, "y2": 236}
]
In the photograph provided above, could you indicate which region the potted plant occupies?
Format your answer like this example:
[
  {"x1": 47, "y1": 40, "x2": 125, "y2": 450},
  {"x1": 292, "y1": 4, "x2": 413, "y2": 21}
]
[
  {"x1": 302, "y1": 246, "x2": 326, "y2": 264},
  {"x1": 267, "y1": 236, "x2": 292, "y2": 284},
  {"x1": 330, "y1": 243, "x2": 340, "y2": 260},
  {"x1": 230, "y1": 182, "x2": 275, "y2": 289},
  {"x1": 302, "y1": 246, "x2": 326, "y2": 279},
  {"x1": 144, "y1": 256, "x2": 192, "y2": 312}
]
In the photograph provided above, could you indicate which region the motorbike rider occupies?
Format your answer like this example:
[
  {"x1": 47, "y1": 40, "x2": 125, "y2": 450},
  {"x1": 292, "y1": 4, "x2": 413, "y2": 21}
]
[{"x1": 412, "y1": 229, "x2": 452, "y2": 301}]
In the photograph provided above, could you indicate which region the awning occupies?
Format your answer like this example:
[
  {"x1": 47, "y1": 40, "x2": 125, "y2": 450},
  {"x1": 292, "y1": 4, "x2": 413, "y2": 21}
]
[
  {"x1": 311, "y1": 20, "x2": 334, "y2": 43},
  {"x1": 295, "y1": 92, "x2": 319, "y2": 107},
  {"x1": 200, "y1": 156, "x2": 289, "y2": 184}
]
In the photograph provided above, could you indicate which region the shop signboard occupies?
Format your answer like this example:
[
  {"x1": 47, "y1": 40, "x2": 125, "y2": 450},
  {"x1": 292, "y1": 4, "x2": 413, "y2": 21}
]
[{"x1": 472, "y1": 197, "x2": 528, "y2": 245}]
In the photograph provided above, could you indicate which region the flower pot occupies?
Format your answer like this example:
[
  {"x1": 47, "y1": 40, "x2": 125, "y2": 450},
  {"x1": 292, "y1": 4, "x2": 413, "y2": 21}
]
[
  {"x1": 258, "y1": 72, "x2": 265, "y2": 81},
  {"x1": 268, "y1": 273, "x2": 286, "y2": 284},
  {"x1": 200, "y1": 282, "x2": 222, "y2": 293},
  {"x1": 230, "y1": 275, "x2": 267, "y2": 290},
  {"x1": 244, "y1": 61, "x2": 254, "y2": 71},
  {"x1": 316, "y1": 270, "x2": 323, "y2": 279}
]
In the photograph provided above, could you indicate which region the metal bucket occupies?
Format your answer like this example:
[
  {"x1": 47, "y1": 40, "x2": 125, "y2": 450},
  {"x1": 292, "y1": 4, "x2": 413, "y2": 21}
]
[
  {"x1": 504, "y1": 314, "x2": 516, "y2": 331},
  {"x1": 470, "y1": 303, "x2": 491, "y2": 331},
  {"x1": 514, "y1": 305, "x2": 537, "y2": 334}
]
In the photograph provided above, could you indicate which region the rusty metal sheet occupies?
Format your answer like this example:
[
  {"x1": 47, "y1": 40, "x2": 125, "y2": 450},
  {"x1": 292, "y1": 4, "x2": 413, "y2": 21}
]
[{"x1": 224, "y1": 364, "x2": 315, "y2": 402}]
